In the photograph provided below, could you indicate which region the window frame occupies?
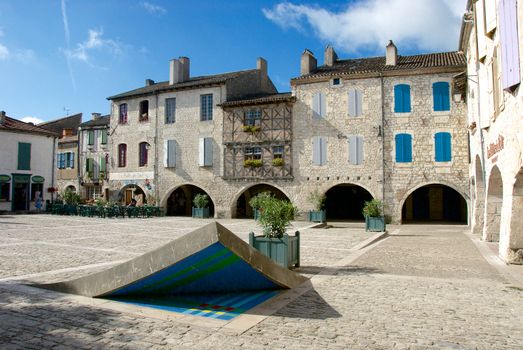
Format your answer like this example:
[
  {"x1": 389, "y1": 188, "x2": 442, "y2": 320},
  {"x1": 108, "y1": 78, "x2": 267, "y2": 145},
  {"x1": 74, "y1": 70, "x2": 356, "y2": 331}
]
[
  {"x1": 119, "y1": 103, "x2": 128, "y2": 124},
  {"x1": 139, "y1": 142, "x2": 149, "y2": 167},
  {"x1": 244, "y1": 109, "x2": 262, "y2": 127},
  {"x1": 394, "y1": 84, "x2": 412, "y2": 113},
  {"x1": 434, "y1": 132, "x2": 452, "y2": 162},
  {"x1": 200, "y1": 94, "x2": 213, "y2": 121},
  {"x1": 118, "y1": 144, "x2": 127, "y2": 168},
  {"x1": 165, "y1": 97, "x2": 176, "y2": 124},
  {"x1": 395, "y1": 133, "x2": 413, "y2": 163},
  {"x1": 432, "y1": 81, "x2": 451, "y2": 112},
  {"x1": 139, "y1": 100, "x2": 149, "y2": 122}
]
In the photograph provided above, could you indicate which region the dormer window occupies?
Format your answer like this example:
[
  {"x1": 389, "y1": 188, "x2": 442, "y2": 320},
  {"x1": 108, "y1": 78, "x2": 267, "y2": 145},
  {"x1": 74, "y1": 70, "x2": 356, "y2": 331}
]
[
  {"x1": 139, "y1": 100, "x2": 149, "y2": 122},
  {"x1": 332, "y1": 78, "x2": 341, "y2": 86}
]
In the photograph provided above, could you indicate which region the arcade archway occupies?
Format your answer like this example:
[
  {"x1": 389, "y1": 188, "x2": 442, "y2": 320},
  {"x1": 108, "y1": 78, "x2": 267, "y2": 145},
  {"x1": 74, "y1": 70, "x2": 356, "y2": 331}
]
[
  {"x1": 325, "y1": 184, "x2": 373, "y2": 221},
  {"x1": 402, "y1": 184, "x2": 467, "y2": 224},
  {"x1": 472, "y1": 156, "x2": 485, "y2": 235},
  {"x1": 484, "y1": 166, "x2": 503, "y2": 241},
  {"x1": 120, "y1": 185, "x2": 146, "y2": 205},
  {"x1": 166, "y1": 185, "x2": 214, "y2": 217},
  {"x1": 233, "y1": 184, "x2": 289, "y2": 218}
]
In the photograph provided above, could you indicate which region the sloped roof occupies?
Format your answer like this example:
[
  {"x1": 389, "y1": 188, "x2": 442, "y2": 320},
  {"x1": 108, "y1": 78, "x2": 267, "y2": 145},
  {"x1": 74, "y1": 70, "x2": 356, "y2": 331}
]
[
  {"x1": 107, "y1": 69, "x2": 258, "y2": 101},
  {"x1": 39, "y1": 113, "x2": 82, "y2": 135},
  {"x1": 219, "y1": 92, "x2": 296, "y2": 107},
  {"x1": 79, "y1": 114, "x2": 110, "y2": 128},
  {"x1": 292, "y1": 51, "x2": 466, "y2": 83},
  {"x1": 0, "y1": 116, "x2": 59, "y2": 137}
]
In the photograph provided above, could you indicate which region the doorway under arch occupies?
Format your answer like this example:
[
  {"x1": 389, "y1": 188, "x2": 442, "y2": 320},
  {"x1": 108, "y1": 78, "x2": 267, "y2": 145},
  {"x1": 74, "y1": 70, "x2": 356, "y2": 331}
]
[
  {"x1": 325, "y1": 184, "x2": 373, "y2": 221},
  {"x1": 484, "y1": 166, "x2": 503, "y2": 241},
  {"x1": 509, "y1": 169, "x2": 523, "y2": 262},
  {"x1": 120, "y1": 185, "x2": 146, "y2": 206},
  {"x1": 402, "y1": 184, "x2": 467, "y2": 224},
  {"x1": 233, "y1": 184, "x2": 289, "y2": 218},
  {"x1": 166, "y1": 185, "x2": 214, "y2": 217}
]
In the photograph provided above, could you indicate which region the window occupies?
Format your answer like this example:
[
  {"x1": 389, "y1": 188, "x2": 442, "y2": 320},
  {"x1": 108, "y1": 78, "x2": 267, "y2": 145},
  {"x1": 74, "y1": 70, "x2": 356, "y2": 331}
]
[
  {"x1": 273, "y1": 145, "x2": 284, "y2": 159},
  {"x1": 0, "y1": 181, "x2": 10, "y2": 201},
  {"x1": 199, "y1": 138, "x2": 213, "y2": 167},
  {"x1": 332, "y1": 78, "x2": 341, "y2": 86},
  {"x1": 99, "y1": 156, "x2": 107, "y2": 174},
  {"x1": 139, "y1": 142, "x2": 149, "y2": 167},
  {"x1": 395, "y1": 133, "x2": 412, "y2": 163},
  {"x1": 200, "y1": 94, "x2": 213, "y2": 121},
  {"x1": 85, "y1": 185, "x2": 102, "y2": 200},
  {"x1": 433, "y1": 82, "x2": 450, "y2": 111},
  {"x1": 312, "y1": 136, "x2": 327, "y2": 165},
  {"x1": 312, "y1": 92, "x2": 326, "y2": 118},
  {"x1": 435, "y1": 132, "x2": 452, "y2": 162},
  {"x1": 88, "y1": 130, "x2": 94, "y2": 145},
  {"x1": 118, "y1": 144, "x2": 127, "y2": 167},
  {"x1": 245, "y1": 146, "x2": 262, "y2": 160},
  {"x1": 164, "y1": 140, "x2": 176, "y2": 168},
  {"x1": 244, "y1": 109, "x2": 261, "y2": 126},
  {"x1": 348, "y1": 135, "x2": 364, "y2": 165},
  {"x1": 85, "y1": 158, "x2": 94, "y2": 177},
  {"x1": 101, "y1": 130, "x2": 108, "y2": 144},
  {"x1": 18, "y1": 142, "x2": 31, "y2": 170},
  {"x1": 348, "y1": 89, "x2": 363, "y2": 117},
  {"x1": 57, "y1": 153, "x2": 65, "y2": 169},
  {"x1": 31, "y1": 183, "x2": 43, "y2": 201},
  {"x1": 60, "y1": 152, "x2": 75, "y2": 169},
  {"x1": 394, "y1": 84, "x2": 411, "y2": 113},
  {"x1": 165, "y1": 98, "x2": 176, "y2": 124},
  {"x1": 499, "y1": 0, "x2": 521, "y2": 89},
  {"x1": 139, "y1": 100, "x2": 149, "y2": 122},
  {"x1": 119, "y1": 103, "x2": 128, "y2": 124}
]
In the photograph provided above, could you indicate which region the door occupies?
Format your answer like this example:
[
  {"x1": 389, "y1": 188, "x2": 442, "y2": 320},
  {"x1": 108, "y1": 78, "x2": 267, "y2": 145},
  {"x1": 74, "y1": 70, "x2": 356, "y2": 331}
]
[
  {"x1": 125, "y1": 189, "x2": 133, "y2": 205},
  {"x1": 12, "y1": 174, "x2": 31, "y2": 211}
]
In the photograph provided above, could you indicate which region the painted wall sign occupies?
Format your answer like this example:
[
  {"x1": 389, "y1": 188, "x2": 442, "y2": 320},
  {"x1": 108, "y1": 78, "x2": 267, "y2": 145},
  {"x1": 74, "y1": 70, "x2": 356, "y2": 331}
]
[
  {"x1": 32, "y1": 176, "x2": 45, "y2": 183},
  {"x1": 0, "y1": 175, "x2": 11, "y2": 182},
  {"x1": 487, "y1": 135, "x2": 505, "y2": 158}
]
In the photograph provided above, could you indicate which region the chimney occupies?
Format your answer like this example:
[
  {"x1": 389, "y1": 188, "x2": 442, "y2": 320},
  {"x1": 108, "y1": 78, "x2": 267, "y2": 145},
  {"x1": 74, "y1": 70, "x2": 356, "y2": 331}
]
[
  {"x1": 257, "y1": 57, "x2": 267, "y2": 78},
  {"x1": 92, "y1": 113, "x2": 101, "y2": 120},
  {"x1": 169, "y1": 57, "x2": 190, "y2": 84},
  {"x1": 386, "y1": 40, "x2": 398, "y2": 66},
  {"x1": 145, "y1": 79, "x2": 155, "y2": 86},
  {"x1": 324, "y1": 45, "x2": 338, "y2": 66},
  {"x1": 0, "y1": 111, "x2": 5, "y2": 125},
  {"x1": 301, "y1": 49, "x2": 317, "y2": 76}
]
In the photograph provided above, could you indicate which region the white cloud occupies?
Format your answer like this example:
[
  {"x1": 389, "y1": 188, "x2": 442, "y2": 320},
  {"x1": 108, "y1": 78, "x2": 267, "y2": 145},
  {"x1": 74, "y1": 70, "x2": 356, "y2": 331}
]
[
  {"x1": 140, "y1": 1, "x2": 167, "y2": 16},
  {"x1": 14, "y1": 49, "x2": 35, "y2": 63},
  {"x1": 263, "y1": 0, "x2": 467, "y2": 54},
  {"x1": 64, "y1": 28, "x2": 123, "y2": 65},
  {"x1": 0, "y1": 43, "x2": 8, "y2": 60},
  {"x1": 21, "y1": 116, "x2": 45, "y2": 125}
]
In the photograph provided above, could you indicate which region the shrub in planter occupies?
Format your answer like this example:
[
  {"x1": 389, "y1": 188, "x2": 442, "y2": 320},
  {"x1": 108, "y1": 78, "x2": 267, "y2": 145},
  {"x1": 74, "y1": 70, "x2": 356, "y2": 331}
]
[
  {"x1": 272, "y1": 158, "x2": 284, "y2": 167},
  {"x1": 249, "y1": 192, "x2": 272, "y2": 220},
  {"x1": 192, "y1": 193, "x2": 210, "y2": 218},
  {"x1": 244, "y1": 159, "x2": 263, "y2": 168},
  {"x1": 242, "y1": 125, "x2": 261, "y2": 133},
  {"x1": 307, "y1": 189, "x2": 326, "y2": 223},
  {"x1": 362, "y1": 199, "x2": 386, "y2": 232}
]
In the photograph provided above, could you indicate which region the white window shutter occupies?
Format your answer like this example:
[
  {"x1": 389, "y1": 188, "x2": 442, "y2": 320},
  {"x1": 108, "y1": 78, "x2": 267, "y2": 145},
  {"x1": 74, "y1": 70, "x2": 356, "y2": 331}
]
[
  {"x1": 479, "y1": 67, "x2": 491, "y2": 128},
  {"x1": 484, "y1": 0, "x2": 496, "y2": 33},
  {"x1": 312, "y1": 93, "x2": 320, "y2": 118},
  {"x1": 476, "y1": 1, "x2": 487, "y2": 59},
  {"x1": 204, "y1": 138, "x2": 213, "y2": 166},
  {"x1": 163, "y1": 140, "x2": 168, "y2": 167},
  {"x1": 348, "y1": 90, "x2": 356, "y2": 116},
  {"x1": 355, "y1": 90, "x2": 363, "y2": 116},
  {"x1": 165, "y1": 140, "x2": 176, "y2": 167},
  {"x1": 199, "y1": 138, "x2": 205, "y2": 166},
  {"x1": 356, "y1": 136, "x2": 364, "y2": 165},
  {"x1": 312, "y1": 137, "x2": 320, "y2": 165},
  {"x1": 320, "y1": 93, "x2": 326, "y2": 117},
  {"x1": 348, "y1": 136, "x2": 357, "y2": 164},
  {"x1": 320, "y1": 137, "x2": 327, "y2": 165}
]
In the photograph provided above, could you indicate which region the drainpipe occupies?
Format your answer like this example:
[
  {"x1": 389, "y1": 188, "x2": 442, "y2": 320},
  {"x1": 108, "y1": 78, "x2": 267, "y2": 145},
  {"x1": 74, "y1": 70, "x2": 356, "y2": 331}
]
[
  {"x1": 51, "y1": 136, "x2": 57, "y2": 202},
  {"x1": 154, "y1": 92, "x2": 160, "y2": 205},
  {"x1": 379, "y1": 73, "x2": 386, "y2": 208}
]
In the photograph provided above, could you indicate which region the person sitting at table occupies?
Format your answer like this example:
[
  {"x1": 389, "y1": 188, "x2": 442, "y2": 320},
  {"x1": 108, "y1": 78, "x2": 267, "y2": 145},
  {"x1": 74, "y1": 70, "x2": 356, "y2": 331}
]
[{"x1": 128, "y1": 198, "x2": 137, "y2": 207}]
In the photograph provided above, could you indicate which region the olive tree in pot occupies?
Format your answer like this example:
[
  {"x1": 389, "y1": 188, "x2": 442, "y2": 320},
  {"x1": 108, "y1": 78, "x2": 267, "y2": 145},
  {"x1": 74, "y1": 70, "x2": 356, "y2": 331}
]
[
  {"x1": 62, "y1": 190, "x2": 81, "y2": 215},
  {"x1": 192, "y1": 193, "x2": 210, "y2": 218},
  {"x1": 307, "y1": 189, "x2": 326, "y2": 223},
  {"x1": 248, "y1": 196, "x2": 300, "y2": 268},
  {"x1": 362, "y1": 199, "x2": 386, "y2": 232},
  {"x1": 248, "y1": 191, "x2": 272, "y2": 220}
]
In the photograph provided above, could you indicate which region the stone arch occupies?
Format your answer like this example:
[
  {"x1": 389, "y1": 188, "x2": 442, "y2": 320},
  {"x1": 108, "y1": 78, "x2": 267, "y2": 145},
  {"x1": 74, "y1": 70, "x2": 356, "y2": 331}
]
[
  {"x1": 65, "y1": 185, "x2": 77, "y2": 192},
  {"x1": 324, "y1": 183, "x2": 375, "y2": 221},
  {"x1": 231, "y1": 183, "x2": 290, "y2": 219},
  {"x1": 507, "y1": 169, "x2": 523, "y2": 263},
  {"x1": 483, "y1": 166, "x2": 503, "y2": 242},
  {"x1": 119, "y1": 184, "x2": 147, "y2": 205},
  {"x1": 400, "y1": 182, "x2": 468, "y2": 224},
  {"x1": 472, "y1": 156, "x2": 486, "y2": 234},
  {"x1": 164, "y1": 184, "x2": 215, "y2": 217}
]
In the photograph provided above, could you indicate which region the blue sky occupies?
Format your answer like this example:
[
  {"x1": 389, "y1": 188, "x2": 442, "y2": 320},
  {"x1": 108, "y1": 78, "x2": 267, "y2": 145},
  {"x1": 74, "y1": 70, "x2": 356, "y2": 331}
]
[{"x1": 0, "y1": 0, "x2": 466, "y2": 123}]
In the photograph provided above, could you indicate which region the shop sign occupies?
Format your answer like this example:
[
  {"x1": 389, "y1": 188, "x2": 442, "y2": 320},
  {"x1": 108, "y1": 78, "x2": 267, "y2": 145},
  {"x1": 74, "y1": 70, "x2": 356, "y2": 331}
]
[{"x1": 32, "y1": 176, "x2": 45, "y2": 183}]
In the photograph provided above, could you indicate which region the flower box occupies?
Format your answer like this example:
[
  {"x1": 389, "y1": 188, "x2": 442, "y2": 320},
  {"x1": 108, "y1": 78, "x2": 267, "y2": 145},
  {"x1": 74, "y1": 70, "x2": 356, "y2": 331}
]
[{"x1": 249, "y1": 231, "x2": 300, "y2": 269}]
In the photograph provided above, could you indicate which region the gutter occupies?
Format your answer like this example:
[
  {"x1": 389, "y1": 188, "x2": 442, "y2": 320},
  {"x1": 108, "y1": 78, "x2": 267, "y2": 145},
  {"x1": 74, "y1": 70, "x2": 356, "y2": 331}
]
[{"x1": 51, "y1": 136, "x2": 57, "y2": 202}]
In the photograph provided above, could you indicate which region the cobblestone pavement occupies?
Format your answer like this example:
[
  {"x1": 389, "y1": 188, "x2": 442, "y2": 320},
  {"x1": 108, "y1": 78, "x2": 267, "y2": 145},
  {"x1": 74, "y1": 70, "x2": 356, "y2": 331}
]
[{"x1": 0, "y1": 215, "x2": 522, "y2": 349}]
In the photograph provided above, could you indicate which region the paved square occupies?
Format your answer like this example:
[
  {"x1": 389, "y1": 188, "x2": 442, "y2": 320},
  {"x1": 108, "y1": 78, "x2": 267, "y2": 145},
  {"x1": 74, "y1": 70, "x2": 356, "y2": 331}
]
[{"x1": 1, "y1": 215, "x2": 523, "y2": 349}]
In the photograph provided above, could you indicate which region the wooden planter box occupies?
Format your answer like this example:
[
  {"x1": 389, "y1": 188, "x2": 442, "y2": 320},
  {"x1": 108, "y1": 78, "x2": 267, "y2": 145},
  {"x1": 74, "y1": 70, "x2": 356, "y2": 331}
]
[
  {"x1": 308, "y1": 210, "x2": 326, "y2": 223},
  {"x1": 365, "y1": 216, "x2": 386, "y2": 232},
  {"x1": 192, "y1": 207, "x2": 210, "y2": 218},
  {"x1": 249, "y1": 232, "x2": 300, "y2": 269}
]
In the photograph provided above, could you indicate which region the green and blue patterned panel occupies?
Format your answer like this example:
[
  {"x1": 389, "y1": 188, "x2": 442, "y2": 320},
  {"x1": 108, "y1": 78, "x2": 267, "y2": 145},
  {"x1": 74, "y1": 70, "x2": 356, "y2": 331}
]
[{"x1": 106, "y1": 242, "x2": 280, "y2": 296}]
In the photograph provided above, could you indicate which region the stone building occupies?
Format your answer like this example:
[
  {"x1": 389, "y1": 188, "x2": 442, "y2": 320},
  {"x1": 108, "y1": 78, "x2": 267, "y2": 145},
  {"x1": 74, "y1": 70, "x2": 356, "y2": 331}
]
[
  {"x1": 78, "y1": 113, "x2": 110, "y2": 201},
  {"x1": 460, "y1": 0, "x2": 523, "y2": 264},
  {"x1": 39, "y1": 113, "x2": 82, "y2": 194},
  {"x1": 106, "y1": 56, "x2": 278, "y2": 210},
  {"x1": 0, "y1": 111, "x2": 59, "y2": 212},
  {"x1": 290, "y1": 44, "x2": 469, "y2": 224}
]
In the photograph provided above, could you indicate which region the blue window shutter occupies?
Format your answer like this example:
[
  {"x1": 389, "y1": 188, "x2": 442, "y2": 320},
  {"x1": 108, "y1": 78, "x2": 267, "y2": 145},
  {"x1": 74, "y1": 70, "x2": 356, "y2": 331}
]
[
  {"x1": 404, "y1": 134, "x2": 412, "y2": 162},
  {"x1": 204, "y1": 138, "x2": 213, "y2": 166},
  {"x1": 394, "y1": 85, "x2": 403, "y2": 112},
  {"x1": 18, "y1": 142, "x2": 31, "y2": 170},
  {"x1": 433, "y1": 82, "x2": 450, "y2": 111},
  {"x1": 396, "y1": 134, "x2": 412, "y2": 162},
  {"x1": 435, "y1": 133, "x2": 444, "y2": 161},
  {"x1": 403, "y1": 85, "x2": 411, "y2": 112},
  {"x1": 435, "y1": 132, "x2": 451, "y2": 162},
  {"x1": 395, "y1": 134, "x2": 404, "y2": 162},
  {"x1": 56, "y1": 153, "x2": 60, "y2": 169}
]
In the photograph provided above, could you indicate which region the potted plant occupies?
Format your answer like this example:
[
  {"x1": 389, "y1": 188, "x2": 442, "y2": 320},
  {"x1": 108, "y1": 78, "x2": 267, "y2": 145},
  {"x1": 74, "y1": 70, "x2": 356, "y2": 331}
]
[
  {"x1": 272, "y1": 158, "x2": 284, "y2": 167},
  {"x1": 248, "y1": 196, "x2": 300, "y2": 268},
  {"x1": 307, "y1": 190, "x2": 326, "y2": 223},
  {"x1": 62, "y1": 189, "x2": 80, "y2": 216},
  {"x1": 192, "y1": 193, "x2": 210, "y2": 218},
  {"x1": 249, "y1": 191, "x2": 272, "y2": 220},
  {"x1": 244, "y1": 159, "x2": 263, "y2": 168},
  {"x1": 362, "y1": 199, "x2": 386, "y2": 232}
]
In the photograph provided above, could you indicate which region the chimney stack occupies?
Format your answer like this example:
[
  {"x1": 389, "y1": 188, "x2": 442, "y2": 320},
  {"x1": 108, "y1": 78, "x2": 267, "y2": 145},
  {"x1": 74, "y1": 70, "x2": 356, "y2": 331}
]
[
  {"x1": 386, "y1": 40, "x2": 398, "y2": 66},
  {"x1": 300, "y1": 49, "x2": 317, "y2": 76},
  {"x1": 170, "y1": 57, "x2": 190, "y2": 85},
  {"x1": 145, "y1": 79, "x2": 155, "y2": 86},
  {"x1": 324, "y1": 45, "x2": 338, "y2": 67},
  {"x1": 92, "y1": 113, "x2": 101, "y2": 120},
  {"x1": 0, "y1": 111, "x2": 5, "y2": 125},
  {"x1": 257, "y1": 57, "x2": 267, "y2": 78}
]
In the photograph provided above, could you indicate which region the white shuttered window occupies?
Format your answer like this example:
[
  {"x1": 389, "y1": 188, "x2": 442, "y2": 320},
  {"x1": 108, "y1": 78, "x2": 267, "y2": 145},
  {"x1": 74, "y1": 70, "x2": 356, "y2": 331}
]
[
  {"x1": 312, "y1": 92, "x2": 326, "y2": 118},
  {"x1": 164, "y1": 140, "x2": 176, "y2": 168},
  {"x1": 348, "y1": 89, "x2": 363, "y2": 117},
  {"x1": 348, "y1": 135, "x2": 364, "y2": 165},
  {"x1": 199, "y1": 137, "x2": 213, "y2": 167},
  {"x1": 312, "y1": 136, "x2": 327, "y2": 165}
]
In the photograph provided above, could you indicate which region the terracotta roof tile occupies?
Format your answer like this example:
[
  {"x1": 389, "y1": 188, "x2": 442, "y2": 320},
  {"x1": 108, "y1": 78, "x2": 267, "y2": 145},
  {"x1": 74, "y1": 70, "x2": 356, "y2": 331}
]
[
  {"x1": 219, "y1": 93, "x2": 296, "y2": 107},
  {"x1": 0, "y1": 116, "x2": 59, "y2": 137}
]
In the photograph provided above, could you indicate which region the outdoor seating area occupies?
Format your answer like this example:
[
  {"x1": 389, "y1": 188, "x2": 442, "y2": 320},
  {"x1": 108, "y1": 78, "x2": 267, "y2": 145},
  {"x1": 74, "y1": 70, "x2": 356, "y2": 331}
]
[{"x1": 46, "y1": 203, "x2": 163, "y2": 218}]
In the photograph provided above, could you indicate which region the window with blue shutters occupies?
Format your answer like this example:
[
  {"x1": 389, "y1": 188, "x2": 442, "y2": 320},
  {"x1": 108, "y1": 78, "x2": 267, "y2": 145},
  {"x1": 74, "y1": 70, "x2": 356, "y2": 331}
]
[
  {"x1": 395, "y1": 134, "x2": 412, "y2": 163},
  {"x1": 435, "y1": 132, "x2": 452, "y2": 162},
  {"x1": 394, "y1": 84, "x2": 411, "y2": 113},
  {"x1": 433, "y1": 82, "x2": 450, "y2": 111}
]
